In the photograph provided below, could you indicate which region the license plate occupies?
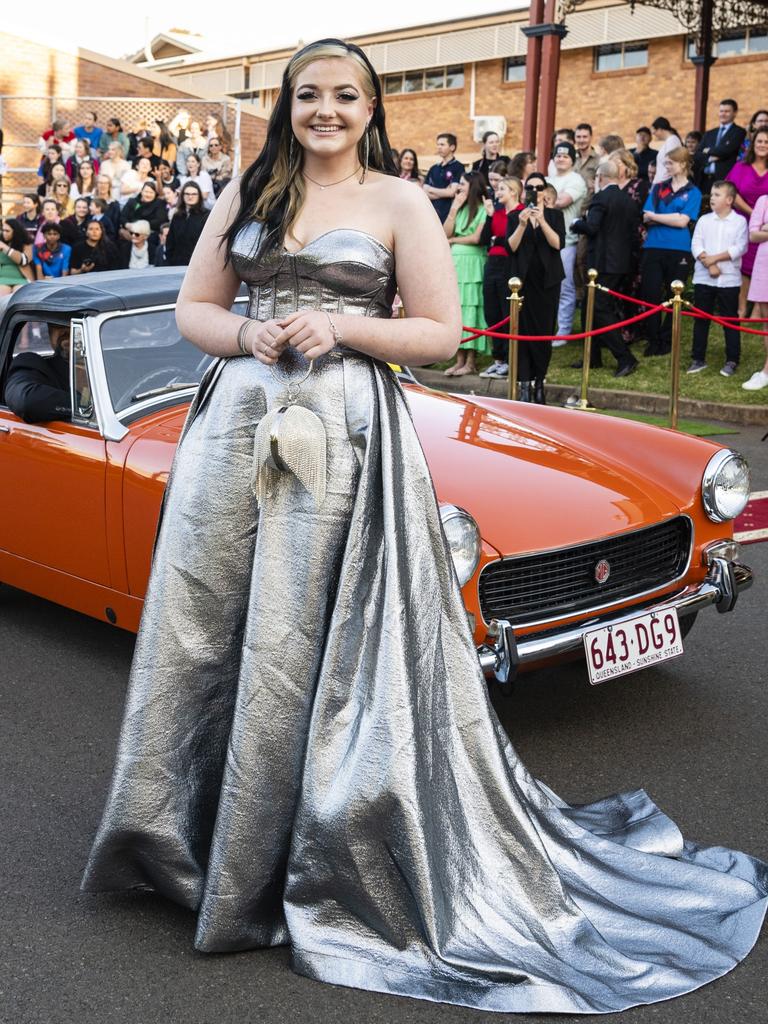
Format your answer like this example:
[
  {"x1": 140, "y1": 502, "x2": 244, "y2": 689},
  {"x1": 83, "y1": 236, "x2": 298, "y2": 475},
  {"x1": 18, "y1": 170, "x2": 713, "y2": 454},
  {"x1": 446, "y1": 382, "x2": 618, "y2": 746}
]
[{"x1": 584, "y1": 608, "x2": 684, "y2": 685}]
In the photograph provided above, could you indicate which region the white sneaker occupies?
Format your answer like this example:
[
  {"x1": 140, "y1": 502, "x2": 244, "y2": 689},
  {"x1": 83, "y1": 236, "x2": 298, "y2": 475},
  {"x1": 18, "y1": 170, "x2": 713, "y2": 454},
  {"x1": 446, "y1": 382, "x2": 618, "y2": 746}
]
[
  {"x1": 479, "y1": 362, "x2": 502, "y2": 378},
  {"x1": 552, "y1": 339, "x2": 568, "y2": 348},
  {"x1": 741, "y1": 370, "x2": 768, "y2": 391},
  {"x1": 496, "y1": 362, "x2": 509, "y2": 377}
]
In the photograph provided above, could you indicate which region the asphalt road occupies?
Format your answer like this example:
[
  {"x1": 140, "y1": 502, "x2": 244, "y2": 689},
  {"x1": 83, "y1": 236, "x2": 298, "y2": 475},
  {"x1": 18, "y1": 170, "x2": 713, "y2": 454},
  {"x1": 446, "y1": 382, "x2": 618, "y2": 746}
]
[{"x1": 2, "y1": 427, "x2": 767, "y2": 1024}]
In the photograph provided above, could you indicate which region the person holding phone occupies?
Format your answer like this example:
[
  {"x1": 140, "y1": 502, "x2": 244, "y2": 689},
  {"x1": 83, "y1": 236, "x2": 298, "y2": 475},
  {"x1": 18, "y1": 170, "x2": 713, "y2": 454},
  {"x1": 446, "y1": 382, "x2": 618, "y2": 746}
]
[
  {"x1": 70, "y1": 219, "x2": 119, "y2": 274},
  {"x1": 506, "y1": 172, "x2": 566, "y2": 401}
]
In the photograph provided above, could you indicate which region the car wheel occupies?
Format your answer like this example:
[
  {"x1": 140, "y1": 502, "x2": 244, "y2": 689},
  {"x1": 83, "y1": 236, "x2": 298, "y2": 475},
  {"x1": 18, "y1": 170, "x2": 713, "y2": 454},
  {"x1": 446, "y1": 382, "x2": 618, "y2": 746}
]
[{"x1": 680, "y1": 612, "x2": 698, "y2": 640}]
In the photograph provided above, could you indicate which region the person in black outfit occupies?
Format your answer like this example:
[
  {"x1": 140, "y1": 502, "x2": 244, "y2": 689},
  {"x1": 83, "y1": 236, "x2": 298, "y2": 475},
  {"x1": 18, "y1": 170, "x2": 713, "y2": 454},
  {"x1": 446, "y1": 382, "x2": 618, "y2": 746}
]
[
  {"x1": 70, "y1": 220, "x2": 120, "y2": 274},
  {"x1": 471, "y1": 131, "x2": 510, "y2": 182},
  {"x1": 5, "y1": 323, "x2": 73, "y2": 423},
  {"x1": 505, "y1": 173, "x2": 565, "y2": 402},
  {"x1": 120, "y1": 181, "x2": 166, "y2": 239},
  {"x1": 694, "y1": 99, "x2": 746, "y2": 195},
  {"x1": 571, "y1": 161, "x2": 640, "y2": 377},
  {"x1": 166, "y1": 181, "x2": 209, "y2": 266}
]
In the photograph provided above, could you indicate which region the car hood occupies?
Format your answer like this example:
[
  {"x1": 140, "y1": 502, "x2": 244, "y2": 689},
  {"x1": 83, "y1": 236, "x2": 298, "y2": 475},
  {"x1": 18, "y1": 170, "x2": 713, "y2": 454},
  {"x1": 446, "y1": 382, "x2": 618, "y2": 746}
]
[
  {"x1": 129, "y1": 384, "x2": 713, "y2": 559},
  {"x1": 405, "y1": 386, "x2": 703, "y2": 556}
]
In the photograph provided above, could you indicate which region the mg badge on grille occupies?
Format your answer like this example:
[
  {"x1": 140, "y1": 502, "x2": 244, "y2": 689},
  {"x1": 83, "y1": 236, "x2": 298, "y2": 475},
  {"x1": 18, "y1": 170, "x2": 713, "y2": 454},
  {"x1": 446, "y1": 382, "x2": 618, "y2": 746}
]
[{"x1": 594, "y1": 559, "x2": 611, "y2": 584}]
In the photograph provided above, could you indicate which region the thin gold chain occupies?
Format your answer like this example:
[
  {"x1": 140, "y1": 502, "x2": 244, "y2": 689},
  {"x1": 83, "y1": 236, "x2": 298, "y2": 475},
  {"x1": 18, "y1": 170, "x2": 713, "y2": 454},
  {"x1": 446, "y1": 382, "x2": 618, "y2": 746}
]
[{"x1": 303, "y1": 167, "x2": 361, "y2": 190}]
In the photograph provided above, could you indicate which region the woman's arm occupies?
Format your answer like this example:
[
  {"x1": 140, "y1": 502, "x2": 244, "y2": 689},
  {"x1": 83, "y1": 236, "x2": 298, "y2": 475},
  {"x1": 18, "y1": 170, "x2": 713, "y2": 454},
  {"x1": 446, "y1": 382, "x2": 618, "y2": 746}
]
[
  {"x1": 733, "y1": 193, "x2": 753, "y2": 217},
  {"x1": 538, "y1": 208, "x2": 562, "y2": 249}
]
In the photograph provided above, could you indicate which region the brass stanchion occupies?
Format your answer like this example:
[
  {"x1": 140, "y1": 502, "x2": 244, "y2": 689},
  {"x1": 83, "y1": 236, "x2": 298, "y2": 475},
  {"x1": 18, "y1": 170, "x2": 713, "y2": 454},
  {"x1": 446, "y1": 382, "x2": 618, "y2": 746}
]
[
  {"x1": 507, "y1": 277, "x2": 522, "y2": 401},
  {"x1": 668, "y1": 280, "x2": 684, "y2": 429},
  {"x1": 568, "y1": 268, "x2": 597, "y2": 411}
]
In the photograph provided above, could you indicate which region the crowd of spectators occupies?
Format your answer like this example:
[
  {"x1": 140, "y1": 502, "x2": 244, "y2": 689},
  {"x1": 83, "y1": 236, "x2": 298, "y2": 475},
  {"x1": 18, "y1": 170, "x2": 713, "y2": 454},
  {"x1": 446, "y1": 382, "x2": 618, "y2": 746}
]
[
  {"x1": 1, "y1": 108, "x2": 229, "y2": 292},
  {"x1": 406, "y1": 100, "x2": 768, "y2": 396},
  {"x1": 5, "y1": 100, "x2": 768, "y2": 393}
]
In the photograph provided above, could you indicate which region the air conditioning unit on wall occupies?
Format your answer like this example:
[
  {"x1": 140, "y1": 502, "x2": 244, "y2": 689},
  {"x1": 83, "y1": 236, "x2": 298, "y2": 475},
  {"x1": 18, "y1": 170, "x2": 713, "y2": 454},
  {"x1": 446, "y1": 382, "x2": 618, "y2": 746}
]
[{"x1": 473, "y1": 116, "x2": 507, "y2": 144}]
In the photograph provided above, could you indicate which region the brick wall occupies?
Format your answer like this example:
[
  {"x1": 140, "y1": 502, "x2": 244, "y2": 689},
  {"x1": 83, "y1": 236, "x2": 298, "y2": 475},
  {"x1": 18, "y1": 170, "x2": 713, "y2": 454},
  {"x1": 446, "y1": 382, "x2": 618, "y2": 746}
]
[
  {"x1": 380, "y1": 37, "x2": 768, "y2": 168},
  {"x1": 0, "y1": 31, "x2": 267, "y2": 205}
]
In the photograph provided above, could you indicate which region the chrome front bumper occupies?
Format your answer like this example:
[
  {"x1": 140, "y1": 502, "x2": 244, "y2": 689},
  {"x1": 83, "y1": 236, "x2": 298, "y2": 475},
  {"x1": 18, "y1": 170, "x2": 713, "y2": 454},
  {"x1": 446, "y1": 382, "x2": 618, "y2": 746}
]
[{"x1": 477, "y1": 557, "x2": 753, "y2": 685}]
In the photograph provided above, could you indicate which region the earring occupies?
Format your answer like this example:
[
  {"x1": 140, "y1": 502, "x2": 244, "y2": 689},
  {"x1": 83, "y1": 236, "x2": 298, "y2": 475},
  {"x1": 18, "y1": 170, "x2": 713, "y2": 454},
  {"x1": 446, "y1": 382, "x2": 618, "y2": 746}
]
[
  {"x1": 360, "y1": 123, "x2": 370, "y2": 184},
  {"x1": 289, "y1": 134, "x2": 297, "y2": 170}
]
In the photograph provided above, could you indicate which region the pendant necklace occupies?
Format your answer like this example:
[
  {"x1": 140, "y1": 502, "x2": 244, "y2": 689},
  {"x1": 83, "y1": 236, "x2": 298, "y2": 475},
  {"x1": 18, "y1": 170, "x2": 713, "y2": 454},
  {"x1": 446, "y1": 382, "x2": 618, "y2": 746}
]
[{"x1": 303, "y1": 167, "x2": 360, "y2": 190}]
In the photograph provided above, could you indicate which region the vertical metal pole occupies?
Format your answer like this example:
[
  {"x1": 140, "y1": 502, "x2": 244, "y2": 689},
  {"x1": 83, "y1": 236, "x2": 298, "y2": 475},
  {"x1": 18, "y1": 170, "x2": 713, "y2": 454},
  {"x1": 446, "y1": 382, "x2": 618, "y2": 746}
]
[
  {"x1": 233, "y1": 100, "x2": 242, "y2": 176},
  {"x1": 507, "y1": 277, "x2": 522, "y2": 401},
  {"x1": 521, "y1": 0, "x2": 545, "y2": 154},
  {"x1": 669, "y1": 280, "x2": 685, "y2": 429},
  {"x1": 571, "y1": 269, "x2": 597, "y2": 411}
]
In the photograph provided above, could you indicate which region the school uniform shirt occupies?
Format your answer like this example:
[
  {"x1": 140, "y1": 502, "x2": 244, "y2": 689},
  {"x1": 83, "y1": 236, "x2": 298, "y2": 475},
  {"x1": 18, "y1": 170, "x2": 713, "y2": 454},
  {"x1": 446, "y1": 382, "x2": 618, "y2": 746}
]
[
  {"x1": 690, "y1": 210, "x2": 748, "y2": 288},
  {"x1": 643, "y1": 179, "x2": 702, "y2": 252},
  {"x1": 32, "y1": 242, "x2": 71, "y2": 277},
  {"x1": 424, "y1": 158, "x2": 466, "y2": 222}
]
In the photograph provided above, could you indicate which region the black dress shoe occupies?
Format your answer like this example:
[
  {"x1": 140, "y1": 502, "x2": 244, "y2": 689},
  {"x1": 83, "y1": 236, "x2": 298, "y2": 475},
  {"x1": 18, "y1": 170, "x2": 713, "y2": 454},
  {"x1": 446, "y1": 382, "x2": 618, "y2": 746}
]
[
  {"x1": 533, "y1": 379, "x2": 546, "y2": 404},
  {"x1": 614, "y1": 359, "x2": 638, "y2": 378},
  {"x1": 517, "y1": 381, "x2": 532, "y2": 402}
]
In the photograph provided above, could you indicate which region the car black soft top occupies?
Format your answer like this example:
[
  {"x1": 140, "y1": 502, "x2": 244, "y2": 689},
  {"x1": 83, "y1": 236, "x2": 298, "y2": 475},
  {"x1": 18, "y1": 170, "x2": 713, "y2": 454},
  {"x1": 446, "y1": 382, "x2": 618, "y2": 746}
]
[{"x1": 2, "y1": 269, "x2": 249, "y2": 320}]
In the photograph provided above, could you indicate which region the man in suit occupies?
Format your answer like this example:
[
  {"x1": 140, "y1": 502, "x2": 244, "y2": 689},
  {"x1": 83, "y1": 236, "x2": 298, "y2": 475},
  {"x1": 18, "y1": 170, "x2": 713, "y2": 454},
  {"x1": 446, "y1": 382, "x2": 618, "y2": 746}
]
[
  {"x1": 694, "y1": 99, "x2": 746, "y2": 194},
  {"x1": 571, "y1": 161, "x2": 640, "y2": 377}
]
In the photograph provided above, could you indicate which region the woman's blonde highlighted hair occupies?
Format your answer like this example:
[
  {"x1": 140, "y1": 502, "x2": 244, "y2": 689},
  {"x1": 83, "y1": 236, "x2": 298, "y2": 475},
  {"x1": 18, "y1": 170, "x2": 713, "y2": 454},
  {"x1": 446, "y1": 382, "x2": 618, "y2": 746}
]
[{"x1": 224, "y1": 38, "x2": 398, "y2": 261}]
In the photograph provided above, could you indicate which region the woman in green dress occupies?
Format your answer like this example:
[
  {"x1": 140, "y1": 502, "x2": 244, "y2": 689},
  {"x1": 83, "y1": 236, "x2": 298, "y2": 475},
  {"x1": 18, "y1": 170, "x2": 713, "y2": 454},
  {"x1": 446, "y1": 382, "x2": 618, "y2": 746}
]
[
  {"x1": 443, "y1": 171, "x2": 491, "y2": 375},
  {"x1": 0, "y1": 219, "x2": 34, "y2": 295}
]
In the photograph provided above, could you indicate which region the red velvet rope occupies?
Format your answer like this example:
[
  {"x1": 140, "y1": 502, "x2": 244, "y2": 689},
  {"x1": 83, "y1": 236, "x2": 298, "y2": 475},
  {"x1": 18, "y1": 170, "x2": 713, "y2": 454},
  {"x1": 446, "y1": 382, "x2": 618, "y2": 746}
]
[
  {"x1": 461, "y1": 304, "x2": 663, "y2": 343},
  {"x1": 683, "y1": 306, "x2": 768, "y2": 337}
]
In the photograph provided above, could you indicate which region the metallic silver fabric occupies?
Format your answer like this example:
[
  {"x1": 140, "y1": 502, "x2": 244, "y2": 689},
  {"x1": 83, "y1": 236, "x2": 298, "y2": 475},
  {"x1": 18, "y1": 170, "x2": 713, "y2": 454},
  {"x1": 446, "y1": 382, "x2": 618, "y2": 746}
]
[{"x1": 83, "y1": 227, "x2": 767, "y2": 1014}]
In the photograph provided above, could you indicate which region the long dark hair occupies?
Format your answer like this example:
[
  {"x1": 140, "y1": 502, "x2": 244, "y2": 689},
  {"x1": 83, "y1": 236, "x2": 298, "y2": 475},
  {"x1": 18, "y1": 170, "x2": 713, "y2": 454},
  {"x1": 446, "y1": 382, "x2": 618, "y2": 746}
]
[
  {"x1": 399, "y1": 147, "x2": 421, "y2": 180},
  {"x1": 3, "y1": 218, "x2": 31, "y2": 252},
  {"x1": 461, "y1": 171, "x2": 486, "y2": 226},
  {"x1": 178, "y1": 180, "x2": 207, "y2": 217},
  {"x1": 223, "y1": 38, "x2": 398, "y2": 262}
]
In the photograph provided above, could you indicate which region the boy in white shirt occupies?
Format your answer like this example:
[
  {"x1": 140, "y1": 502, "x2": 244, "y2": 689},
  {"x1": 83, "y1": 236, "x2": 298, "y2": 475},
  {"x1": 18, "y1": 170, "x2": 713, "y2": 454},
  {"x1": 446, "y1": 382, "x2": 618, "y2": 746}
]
[{"x1": 688, "y1": 180, "x2": 748, "y2": 376}]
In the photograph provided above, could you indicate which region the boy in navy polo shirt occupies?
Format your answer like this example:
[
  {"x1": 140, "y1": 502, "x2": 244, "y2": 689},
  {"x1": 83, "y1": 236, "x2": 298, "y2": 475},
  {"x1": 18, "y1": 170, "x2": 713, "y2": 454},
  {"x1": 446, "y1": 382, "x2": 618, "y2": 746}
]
[{"x1": 423, "y1": 134, "x2": 466, "y2": 223}]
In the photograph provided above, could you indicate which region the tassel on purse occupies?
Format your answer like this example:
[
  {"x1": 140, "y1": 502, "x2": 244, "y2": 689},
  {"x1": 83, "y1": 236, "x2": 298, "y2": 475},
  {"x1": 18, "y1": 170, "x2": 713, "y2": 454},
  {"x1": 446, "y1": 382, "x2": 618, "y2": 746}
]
[{"x1": 251, "y1": 361, "x2": 327, "y2": 506}]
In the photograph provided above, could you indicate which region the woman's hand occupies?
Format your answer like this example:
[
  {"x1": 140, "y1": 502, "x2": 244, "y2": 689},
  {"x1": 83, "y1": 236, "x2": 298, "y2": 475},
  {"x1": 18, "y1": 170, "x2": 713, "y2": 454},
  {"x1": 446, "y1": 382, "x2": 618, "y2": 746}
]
[
  {"x1": 276, "y1": 309, "x2": 338, "y2": 361},
  {"x1": 247, "y1": 318, "x2": 291, "y2": 365},
  {"x1": 482, "y1": 197, "x2": 494, "y2": 216},
  {"x1": 450, "y1": 191, "x2": 466, "y2": 213}
]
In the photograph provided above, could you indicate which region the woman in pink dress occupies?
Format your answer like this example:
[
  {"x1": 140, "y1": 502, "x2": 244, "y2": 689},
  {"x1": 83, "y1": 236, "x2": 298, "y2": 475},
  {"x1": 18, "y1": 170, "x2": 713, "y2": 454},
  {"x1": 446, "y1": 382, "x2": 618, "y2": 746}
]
[
  {"x1": 743, "y1": 193, "x2": 768, "y2": 390},
  {"x1": 727, "y1": 128, "x2": 768, "y2": 316}
]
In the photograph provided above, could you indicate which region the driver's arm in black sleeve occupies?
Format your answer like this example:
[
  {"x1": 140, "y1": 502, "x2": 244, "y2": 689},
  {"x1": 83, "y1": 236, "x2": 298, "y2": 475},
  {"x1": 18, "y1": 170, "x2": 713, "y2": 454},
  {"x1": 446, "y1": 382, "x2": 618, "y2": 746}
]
[{"x1": 4, "y1": 357, "x2": 72, "y2": 423}]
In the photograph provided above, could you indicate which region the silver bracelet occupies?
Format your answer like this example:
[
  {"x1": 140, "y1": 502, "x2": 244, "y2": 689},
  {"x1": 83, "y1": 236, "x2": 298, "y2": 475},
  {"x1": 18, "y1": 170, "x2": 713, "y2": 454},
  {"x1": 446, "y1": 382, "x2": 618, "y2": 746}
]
[
  {"x1": 237, "y1": 319, "x2": 252, "y2": 356},
  {"x1": 325, "y1": 312, "x2": 343, "y2": 347}
]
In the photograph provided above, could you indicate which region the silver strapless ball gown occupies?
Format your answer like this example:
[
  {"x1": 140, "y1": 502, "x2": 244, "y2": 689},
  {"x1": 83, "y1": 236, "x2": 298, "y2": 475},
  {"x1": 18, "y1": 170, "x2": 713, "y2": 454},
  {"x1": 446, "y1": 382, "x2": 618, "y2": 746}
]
[{"x1": 82, "y1": 226, "x2": 767, "y2": 1014}]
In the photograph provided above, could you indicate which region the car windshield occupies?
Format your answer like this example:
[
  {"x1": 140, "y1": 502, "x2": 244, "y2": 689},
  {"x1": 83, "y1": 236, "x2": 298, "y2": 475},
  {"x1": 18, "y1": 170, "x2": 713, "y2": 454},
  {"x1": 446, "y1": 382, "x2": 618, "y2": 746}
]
[{"x1": 100, "y1": 307, "x2": 241, "y2": 413}]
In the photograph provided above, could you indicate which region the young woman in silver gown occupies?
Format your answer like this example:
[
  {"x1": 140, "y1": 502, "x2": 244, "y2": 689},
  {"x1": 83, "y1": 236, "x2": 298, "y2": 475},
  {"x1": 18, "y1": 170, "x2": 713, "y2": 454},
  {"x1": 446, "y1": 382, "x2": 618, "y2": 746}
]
[{"x1": 82, "y1": 39, "x2": 767, "y2": 1014}]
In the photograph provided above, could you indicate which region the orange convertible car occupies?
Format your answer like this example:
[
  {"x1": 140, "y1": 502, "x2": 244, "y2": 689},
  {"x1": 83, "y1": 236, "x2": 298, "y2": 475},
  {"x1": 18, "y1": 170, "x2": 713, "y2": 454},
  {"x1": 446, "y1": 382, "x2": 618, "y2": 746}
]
[{"x1": 0, "y1": 271, "x2": 753, "y2": 687}]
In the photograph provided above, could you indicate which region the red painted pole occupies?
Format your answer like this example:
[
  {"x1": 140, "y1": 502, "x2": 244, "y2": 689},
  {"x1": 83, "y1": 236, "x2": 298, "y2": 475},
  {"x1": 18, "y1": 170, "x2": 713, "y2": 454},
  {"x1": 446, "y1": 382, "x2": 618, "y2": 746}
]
[
  {"x1": 521, "y1": 0, "x2": 545, "y2": 154},
  {"x1": 692, "y1": 0, "x2": 715, "y2": 134},
  {"x1": 535, "y1": 0, "x2": 566, "y2": 170}
]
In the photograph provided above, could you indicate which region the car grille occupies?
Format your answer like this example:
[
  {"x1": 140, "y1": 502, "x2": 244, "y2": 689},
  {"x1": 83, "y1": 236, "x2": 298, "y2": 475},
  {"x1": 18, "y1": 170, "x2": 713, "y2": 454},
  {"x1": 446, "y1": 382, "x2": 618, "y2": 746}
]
[{"x1": 479, "y1": 517, "x2": 692, "y2": 625}]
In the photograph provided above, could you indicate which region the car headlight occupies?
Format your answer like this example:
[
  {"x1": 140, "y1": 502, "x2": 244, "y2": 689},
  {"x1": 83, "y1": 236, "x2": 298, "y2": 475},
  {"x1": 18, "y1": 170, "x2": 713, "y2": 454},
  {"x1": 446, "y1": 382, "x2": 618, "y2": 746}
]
[
  {"x1": 439, "y1": 504, "x2": 481, "y2": 586},
  {"x1": 702, "y1": 450, "x2": 751, "y2": 523}
]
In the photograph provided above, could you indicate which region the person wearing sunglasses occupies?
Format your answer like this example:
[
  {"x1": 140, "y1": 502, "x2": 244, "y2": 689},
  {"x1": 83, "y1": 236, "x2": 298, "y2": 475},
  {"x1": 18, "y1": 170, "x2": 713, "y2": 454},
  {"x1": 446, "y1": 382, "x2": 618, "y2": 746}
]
[
  {"x1": 505, "y1": 172, "x2": 566, "y2": 402},
  {"x1": 202, "y1": 138, "x2": 233, "y2": 198},
  {"x1": 117, "y1": 219, "x2": 157, "y2": 269}
]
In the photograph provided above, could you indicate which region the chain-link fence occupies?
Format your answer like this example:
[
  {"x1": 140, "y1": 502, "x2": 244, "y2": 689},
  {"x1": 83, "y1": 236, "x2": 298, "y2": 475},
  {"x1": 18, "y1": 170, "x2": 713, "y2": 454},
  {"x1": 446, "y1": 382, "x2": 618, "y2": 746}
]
[{"x1": 0, "y1": 95, "x2": 246, "y2": 213}]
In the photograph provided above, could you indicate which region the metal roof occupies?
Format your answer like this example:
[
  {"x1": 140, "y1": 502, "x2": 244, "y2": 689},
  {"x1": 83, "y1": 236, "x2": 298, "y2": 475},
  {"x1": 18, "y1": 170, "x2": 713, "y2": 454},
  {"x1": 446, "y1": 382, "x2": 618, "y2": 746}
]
[{"x1": 2, "y1": 269, "x2": 248, "y2": 319}]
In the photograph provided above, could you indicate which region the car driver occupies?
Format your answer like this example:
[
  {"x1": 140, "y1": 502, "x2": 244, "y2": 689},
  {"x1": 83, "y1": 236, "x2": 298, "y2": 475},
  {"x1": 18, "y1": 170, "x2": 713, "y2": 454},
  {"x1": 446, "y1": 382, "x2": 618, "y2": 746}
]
[{"x1": 5, "y1": 323, "x2": 75, "y2": 423}]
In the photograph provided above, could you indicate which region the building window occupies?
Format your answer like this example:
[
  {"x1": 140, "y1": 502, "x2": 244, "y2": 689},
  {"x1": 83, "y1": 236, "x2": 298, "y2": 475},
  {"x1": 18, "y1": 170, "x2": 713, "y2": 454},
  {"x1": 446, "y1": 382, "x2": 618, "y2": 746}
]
[
  {"x1": 504, "y1": 57, "x2": 526, "y2": 82},
  {"x1": 594, "y1": 41, "x2": 648, "y2": 72},
  {"x1": 383, "y1": 65, "x2": 464, "y2": 95},
  {"x1": 687, "y1": 26, "x2": 768, "y2": 59}
]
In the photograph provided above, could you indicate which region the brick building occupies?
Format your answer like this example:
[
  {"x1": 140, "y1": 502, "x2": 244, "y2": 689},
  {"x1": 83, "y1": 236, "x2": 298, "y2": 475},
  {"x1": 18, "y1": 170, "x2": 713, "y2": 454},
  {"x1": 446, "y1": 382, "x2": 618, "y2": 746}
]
[
  {"x1": 0, "y1": 29, "x2": 267, "y2": 209},
  {"x1": 137, "y1": 1, "x2": 767, "y2": 166}
]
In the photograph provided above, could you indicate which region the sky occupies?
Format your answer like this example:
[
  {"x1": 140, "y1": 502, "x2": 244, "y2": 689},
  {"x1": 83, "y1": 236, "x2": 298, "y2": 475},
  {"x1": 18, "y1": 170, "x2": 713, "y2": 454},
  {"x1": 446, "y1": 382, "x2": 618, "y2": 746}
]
[{"x1": 8, "y1": 2, "x2": 527, "y2": 60}]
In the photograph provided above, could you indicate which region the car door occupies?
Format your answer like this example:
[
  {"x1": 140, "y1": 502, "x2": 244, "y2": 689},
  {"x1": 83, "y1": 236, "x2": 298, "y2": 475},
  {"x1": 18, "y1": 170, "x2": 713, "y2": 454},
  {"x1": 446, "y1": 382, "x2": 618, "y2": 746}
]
[{"x1": 0, "y1": 317, "x2": 110, "y2": 586}]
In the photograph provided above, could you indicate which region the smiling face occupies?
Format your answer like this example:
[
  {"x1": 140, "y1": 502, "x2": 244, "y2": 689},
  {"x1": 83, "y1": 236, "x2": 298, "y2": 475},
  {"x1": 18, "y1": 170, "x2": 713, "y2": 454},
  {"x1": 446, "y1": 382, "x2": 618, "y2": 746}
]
[
  {"x1": 140, "y1": 183, "x2": 156, "y2": 203},
  {"x1": 400, "y1": 150, "x2": 414, "y2": 172},
  {"x1": 719, "y1": 103, "x2": 736, "y2": 125},
  {"x1": 554, "y1": 151, "x2": 574, "y2": 174},
  {"x1": 575, "y1": 128, "x2": 591, "y2": 153},
  {"x1": 456, "y1": 176, "x2": 469, "y2": 200},
  {"x1": 753, "y1": 130, "x2": 768, "y2": 162},
  {"x1": 42, "y1": 202, "x2": 58, "y2": 221},
  {"x1": 291, "y1": 57, "x2": 374, "y2": 164},
  {"x1": 74, "y1": 198, "x2": 89, "y2": 219},
  {"x1": 51, "y1": 164, "x2": 67, "y2": 182}
]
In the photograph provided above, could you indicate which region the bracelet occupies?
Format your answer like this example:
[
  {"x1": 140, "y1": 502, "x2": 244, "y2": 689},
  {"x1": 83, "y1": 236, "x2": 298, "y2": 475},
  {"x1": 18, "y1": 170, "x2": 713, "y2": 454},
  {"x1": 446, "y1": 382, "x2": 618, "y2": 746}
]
[
  {"x1": 325, "y1": 312, "x2": 343, "y2": 347},
  {"x1": 237, "y1": 318, "x2": 252, "y2": 356}
]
